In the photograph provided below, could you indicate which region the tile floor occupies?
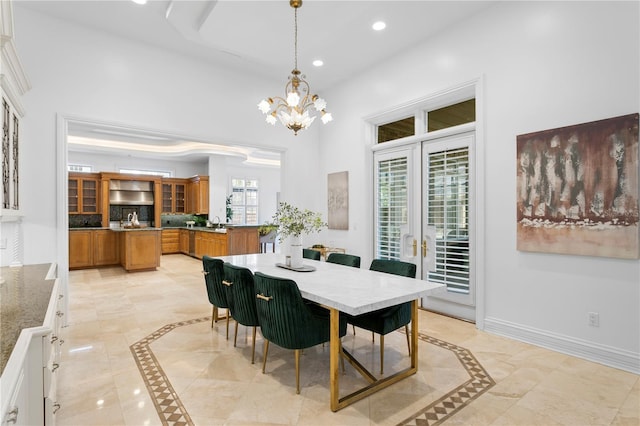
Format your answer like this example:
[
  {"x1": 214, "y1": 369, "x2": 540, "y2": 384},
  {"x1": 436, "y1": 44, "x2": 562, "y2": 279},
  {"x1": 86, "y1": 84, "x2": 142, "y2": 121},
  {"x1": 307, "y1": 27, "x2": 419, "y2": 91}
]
[{"x1": 57, "y1": 254, "x2": 639, "y2": 425}]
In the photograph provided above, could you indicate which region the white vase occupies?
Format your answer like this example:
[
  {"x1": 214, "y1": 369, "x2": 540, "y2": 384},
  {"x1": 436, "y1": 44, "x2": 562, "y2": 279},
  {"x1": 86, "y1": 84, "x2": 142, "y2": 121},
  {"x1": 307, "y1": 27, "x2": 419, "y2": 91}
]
[{"x1": 289, "y1": 235, "x2": 303, "y2": 268}]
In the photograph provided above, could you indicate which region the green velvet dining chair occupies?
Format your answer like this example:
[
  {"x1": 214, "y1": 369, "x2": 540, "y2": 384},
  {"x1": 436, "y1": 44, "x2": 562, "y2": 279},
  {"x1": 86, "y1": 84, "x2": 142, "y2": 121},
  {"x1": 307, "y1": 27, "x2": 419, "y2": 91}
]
[
  {"x1": 346, "y1": 258, "x2": 416, "y2": 374},
  {"x1": 254, "y1": 272, "x2": 348, "y2": 394},
  {"x1": 222, "y1": 263, "x2": 261, "y2": 363},
  {"x1": 302, "y1": 248, "x2": 321, "y2": 261},
  {"x1": 326, "y1": 252, "x2": 361, "y2": 268},
  {"x1": 202, "y1": 256, "x2": 231, "y2": 339}
]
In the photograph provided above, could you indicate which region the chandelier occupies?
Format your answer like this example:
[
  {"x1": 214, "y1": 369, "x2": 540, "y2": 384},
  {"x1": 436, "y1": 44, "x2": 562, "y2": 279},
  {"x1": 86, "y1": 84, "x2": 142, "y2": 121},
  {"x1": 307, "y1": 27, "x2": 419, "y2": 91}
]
[{"x1": 257, "y1": 0, "x2": 332, "y2": 135}]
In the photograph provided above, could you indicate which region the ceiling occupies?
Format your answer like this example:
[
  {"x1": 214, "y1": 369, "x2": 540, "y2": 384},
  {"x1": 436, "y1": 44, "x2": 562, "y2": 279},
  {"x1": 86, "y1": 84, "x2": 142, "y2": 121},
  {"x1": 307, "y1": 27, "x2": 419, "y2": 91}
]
[{"x1": 17, "y1": 0, "x2": 497, "y2": 164}]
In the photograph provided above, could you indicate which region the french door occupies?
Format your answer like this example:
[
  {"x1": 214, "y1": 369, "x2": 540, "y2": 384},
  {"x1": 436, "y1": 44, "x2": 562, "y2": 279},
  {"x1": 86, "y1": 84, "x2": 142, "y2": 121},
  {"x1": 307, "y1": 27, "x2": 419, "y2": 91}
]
[{"x1": 374, "y1": 131, "x2": 475, "y2": 322}]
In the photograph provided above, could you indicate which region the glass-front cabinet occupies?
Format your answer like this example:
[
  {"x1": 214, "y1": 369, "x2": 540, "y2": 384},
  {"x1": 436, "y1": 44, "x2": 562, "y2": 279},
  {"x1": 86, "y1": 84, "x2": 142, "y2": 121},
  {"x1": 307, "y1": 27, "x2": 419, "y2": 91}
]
[
  {"x1": 162, "y1": 178, "x2": 187, "y2": 214},
  {"x1": 68, "y1": 172, "x2": 99, "y2": 214}
]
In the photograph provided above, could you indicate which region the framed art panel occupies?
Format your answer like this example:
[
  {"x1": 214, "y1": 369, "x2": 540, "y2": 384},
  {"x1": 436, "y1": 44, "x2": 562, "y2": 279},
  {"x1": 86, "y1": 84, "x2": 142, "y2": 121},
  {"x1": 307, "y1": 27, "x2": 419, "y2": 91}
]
[
  {"x1": 516, "y1": 113, "x2": 639, "y2": 259},
  {"x1": 328, "y1": 171, "x2": 348, "y2": 230}
]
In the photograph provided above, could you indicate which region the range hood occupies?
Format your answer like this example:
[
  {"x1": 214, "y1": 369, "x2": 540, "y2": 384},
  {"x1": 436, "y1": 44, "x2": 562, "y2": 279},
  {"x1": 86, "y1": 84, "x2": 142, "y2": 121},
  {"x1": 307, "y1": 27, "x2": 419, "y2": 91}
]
[{"x1": 109, "y1": 180, "x2": 154, "y2": 206}]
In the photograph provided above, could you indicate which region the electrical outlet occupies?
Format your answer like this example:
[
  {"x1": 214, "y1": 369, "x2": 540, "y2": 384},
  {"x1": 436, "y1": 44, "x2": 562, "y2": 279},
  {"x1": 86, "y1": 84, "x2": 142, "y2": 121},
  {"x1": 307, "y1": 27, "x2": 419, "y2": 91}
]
[{"x1": 588, "y1": 312, "x2": 600, "y2": 327}]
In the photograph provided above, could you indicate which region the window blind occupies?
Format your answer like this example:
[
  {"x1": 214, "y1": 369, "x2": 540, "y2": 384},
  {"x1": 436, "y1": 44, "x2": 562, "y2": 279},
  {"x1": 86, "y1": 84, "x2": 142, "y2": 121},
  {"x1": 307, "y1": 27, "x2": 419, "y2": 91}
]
[
  {"x1": 427, "y1": 147, "x2": 470, "y2": 293},
  {"x1": 376, "y1": 157, "x2": 408, "y2": 260}
]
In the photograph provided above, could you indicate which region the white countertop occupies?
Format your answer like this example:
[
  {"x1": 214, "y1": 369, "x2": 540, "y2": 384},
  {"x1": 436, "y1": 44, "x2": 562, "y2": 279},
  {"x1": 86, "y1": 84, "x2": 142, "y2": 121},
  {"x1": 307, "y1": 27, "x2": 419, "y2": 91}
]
[{"x1": 214, "y1": 253, "x2": 445, "y2": 316}]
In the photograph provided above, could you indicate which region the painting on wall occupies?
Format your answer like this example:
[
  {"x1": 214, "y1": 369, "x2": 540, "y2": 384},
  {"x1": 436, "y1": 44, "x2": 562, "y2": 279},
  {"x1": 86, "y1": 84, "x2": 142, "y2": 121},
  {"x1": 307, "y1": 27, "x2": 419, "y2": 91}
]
[
  {"x1": 516, "y1": 113, "x2": 639, "y2": 259},
  {"x1": 328, "y1": 171, "x2": 348, "y2": 230}
]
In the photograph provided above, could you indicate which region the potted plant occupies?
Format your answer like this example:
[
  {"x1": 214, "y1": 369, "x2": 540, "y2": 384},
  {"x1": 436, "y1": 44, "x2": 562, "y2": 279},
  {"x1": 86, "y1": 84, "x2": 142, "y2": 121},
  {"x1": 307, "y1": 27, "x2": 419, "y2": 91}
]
[
  {"x1": 271, "y1": 202, "x2": 326, "y2": 267},
  {"x1": 225, "y1": 195, "x2": 233, "y2": 223}
]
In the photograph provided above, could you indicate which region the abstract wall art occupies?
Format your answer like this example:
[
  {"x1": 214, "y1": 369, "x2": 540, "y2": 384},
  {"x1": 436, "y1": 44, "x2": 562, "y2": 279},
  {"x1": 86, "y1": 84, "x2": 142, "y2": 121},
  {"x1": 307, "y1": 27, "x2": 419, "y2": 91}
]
[
  {"x1": 516, "y1": 113, "x2": 639, "y2": 259},
  {"x1": 328, "y1": 171, "x2": 348, "y2": 230}
]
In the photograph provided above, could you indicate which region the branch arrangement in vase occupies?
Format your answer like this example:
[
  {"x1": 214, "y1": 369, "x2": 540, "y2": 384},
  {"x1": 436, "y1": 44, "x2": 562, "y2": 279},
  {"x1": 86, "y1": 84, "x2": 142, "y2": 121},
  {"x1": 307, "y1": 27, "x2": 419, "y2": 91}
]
[{"x1": 271, "y1": 202, "x2": 327, "y2": 240}]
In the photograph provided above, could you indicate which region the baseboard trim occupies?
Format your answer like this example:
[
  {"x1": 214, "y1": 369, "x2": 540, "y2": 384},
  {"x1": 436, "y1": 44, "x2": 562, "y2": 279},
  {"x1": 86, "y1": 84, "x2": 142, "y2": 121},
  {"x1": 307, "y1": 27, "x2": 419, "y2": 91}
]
[{"x1": 483, "y1": 317, "x2": 640, "y2": 375}]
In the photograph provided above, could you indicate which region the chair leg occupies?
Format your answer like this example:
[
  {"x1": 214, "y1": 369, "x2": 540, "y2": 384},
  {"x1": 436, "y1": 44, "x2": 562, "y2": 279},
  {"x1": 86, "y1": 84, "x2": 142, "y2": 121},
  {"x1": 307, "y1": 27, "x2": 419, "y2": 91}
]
[
  {"x1": 295, "y1": 349, "x2": 301, "y2": 394},
  {"x1": 380, "y1": 334, "x2": 385, "y2": 375},
  {"x1": 372, "y1": 331, "x2": 375, "y2": 342},
  {"x1": 234, "y1": 321, "x2": 239, "y2": 347},
  {"x1": 211, "y1": 306, "x2": 216, "y2": 328},
  {"x1": 405, "y1": 325, "x2": 411, "y2": 356},
  {"x1": 225, "y1": 313, "x2": 230, "y2": 340},
  {"x1": 352, "y1": 325, "x2": 356, "y2": 335},
  {"x1": 251, "y1": 327, "x2": 257, "y2": 364},
  {"x1": 262, "y1": 340, "x2": 270, "y2": 373}
]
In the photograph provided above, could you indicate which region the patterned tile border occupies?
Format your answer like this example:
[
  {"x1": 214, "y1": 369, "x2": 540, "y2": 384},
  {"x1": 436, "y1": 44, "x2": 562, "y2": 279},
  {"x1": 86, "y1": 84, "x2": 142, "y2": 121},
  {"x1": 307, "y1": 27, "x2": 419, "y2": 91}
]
[
  {"x1": 396, "y1": 333, "x2": 495, "y2": 426},
  {"x1": 130, "y1": 317, "x2": 494, "y2": 426}
]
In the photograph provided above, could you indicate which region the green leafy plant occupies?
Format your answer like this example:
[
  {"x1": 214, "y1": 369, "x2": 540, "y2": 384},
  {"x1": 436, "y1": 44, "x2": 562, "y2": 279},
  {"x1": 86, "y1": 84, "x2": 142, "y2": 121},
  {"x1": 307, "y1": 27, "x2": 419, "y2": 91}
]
[
  {"x1": 271, "y1": 202, "x2": 327, "y2": 239},
  {"x1": 258, "y1": 222, "x2": 278, "y2": 236},
  {"x1": 225, "y1": 195, "x2": 233, "y2": 223}
]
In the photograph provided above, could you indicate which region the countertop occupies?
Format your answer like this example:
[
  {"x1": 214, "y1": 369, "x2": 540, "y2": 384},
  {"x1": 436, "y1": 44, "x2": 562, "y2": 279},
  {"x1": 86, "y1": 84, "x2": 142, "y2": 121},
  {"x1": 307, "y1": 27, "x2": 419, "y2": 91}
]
[
  {"x1": 69, "y1": 227, "x2": 161, "y2": 231},
  {"x1": 0, "y1": 264, "x2": 56, "y2": 375}
]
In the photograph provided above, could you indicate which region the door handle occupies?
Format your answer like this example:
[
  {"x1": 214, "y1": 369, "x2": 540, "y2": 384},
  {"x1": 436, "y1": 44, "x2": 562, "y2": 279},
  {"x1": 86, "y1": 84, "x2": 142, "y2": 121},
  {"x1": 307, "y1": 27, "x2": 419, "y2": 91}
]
[
  {"x1": 422, "y1": 240, "x2": 427, "y2": 257},
  {"x1": 412, "y1": 239, "x2": 417, "y2": 257}
]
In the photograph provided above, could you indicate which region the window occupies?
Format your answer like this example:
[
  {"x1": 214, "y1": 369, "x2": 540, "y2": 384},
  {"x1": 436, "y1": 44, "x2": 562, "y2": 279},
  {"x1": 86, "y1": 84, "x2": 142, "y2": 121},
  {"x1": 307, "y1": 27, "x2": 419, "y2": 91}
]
[
  {"x1": 231, "y1": 178, "x2": 258, "y2": 225},
  {"x1": 376, "y1": 98, "x2": 475, "y2": 144},
  {"x1": 119, "y1": 168, "x2": 171, "y2": 177},
  {"x1": 427, "y1": 99, "x2": 475, "y2": 132},
  {"x1": 378, "y1": 117, "x2": 415, "y2": 143},
  {"x1": 375, "y1": 155, "x2": 409, "y2": 260},
  {"x1": 68, "y1": 164, "x2": 93, "y2": 172}
]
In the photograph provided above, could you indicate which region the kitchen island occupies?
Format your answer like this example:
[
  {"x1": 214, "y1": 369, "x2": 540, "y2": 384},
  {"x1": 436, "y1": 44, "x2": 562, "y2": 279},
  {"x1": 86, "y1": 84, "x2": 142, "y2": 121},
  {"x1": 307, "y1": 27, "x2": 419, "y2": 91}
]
[
  {"x1": 69, "y1": 227, "x2": 161, "y2": 271},
  {"x1": 111, "y1": 227, "x2": 161, "y2": 271},
  {"x1": 160, "y1": 225, "x2": 260, "y2": 258}
]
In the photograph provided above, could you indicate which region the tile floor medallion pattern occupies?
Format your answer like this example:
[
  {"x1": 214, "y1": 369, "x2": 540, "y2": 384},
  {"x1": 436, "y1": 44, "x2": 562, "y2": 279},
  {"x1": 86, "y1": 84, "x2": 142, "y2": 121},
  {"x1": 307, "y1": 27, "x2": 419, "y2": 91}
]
[{"x1": 131, "y1": 316, "x2": 494, "y2": 426}]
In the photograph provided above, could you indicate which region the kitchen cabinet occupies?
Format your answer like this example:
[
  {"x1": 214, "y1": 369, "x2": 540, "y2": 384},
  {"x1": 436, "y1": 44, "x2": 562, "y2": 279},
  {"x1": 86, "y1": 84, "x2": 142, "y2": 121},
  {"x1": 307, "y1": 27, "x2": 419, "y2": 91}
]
[
  {"x1": 0, "y1": 264, "x2": 60, "y2": 426},
  {"x1": 190, "y1": 226, "x2": 259, "y2": 259},
  {"x1": 188, "y1": 175, "x2": 209, "y2": 215},
  {"x1": 119, "y1": 230, "x2": 161, "y2": 271},
  {"x1": 69, "y1": 230, "x2": 93, "y2": 268},
  {"x1": 194, "y1": 231, "x2": 227, "y2": 258},
  {"x1": 179, "y1": 229, "x2": 190, "y2": 255},
  {"x1": 161, "y1": 229, "x2": 180, "y2": 254},
  {"x1": 68, "y1": 172, "x2": 100, "y2": 214},
  {"x1": 93, "y1": 230, "x2": 119, "y2": 266},
  {"x1": 69, "y1": 229, "x2": 120, "y2": 269},
  {"x1": 226, "y1": 226, "x2": 260, "y2": 255},
  {"x1": 161, "y1": 178, "x2": 187, "y2": 214}
]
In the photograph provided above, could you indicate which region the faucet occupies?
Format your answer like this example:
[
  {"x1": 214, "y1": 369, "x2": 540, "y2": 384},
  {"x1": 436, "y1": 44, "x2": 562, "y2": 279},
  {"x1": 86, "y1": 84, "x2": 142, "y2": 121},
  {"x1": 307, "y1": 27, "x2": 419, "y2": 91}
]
[
  {"x1": 127, "y1": 213, "x2": 133, "y2": 225},
  {"x1": 213, "y1": 216, "x2": 221, "y2": 228}
]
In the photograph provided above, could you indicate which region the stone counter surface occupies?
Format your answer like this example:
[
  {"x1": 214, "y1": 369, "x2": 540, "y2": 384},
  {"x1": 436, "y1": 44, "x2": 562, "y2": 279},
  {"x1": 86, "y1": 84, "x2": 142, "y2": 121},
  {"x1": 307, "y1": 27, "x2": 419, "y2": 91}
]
[{"x1": 0, "y1": 264, "x2": 56, "y2": 375}]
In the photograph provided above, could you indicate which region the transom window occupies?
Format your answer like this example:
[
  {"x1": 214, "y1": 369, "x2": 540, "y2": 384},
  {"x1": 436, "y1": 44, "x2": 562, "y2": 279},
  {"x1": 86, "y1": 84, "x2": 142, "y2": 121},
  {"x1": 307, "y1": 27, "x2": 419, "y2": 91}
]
[{"x1": 377, "y1": 98, "x2": 475, "y2": 144}]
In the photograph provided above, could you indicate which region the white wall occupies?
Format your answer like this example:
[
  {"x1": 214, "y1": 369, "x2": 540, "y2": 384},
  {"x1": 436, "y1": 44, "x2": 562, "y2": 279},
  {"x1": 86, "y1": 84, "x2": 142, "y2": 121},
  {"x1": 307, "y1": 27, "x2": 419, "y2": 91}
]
[
  {"x1": 68, "y1": 151, "x2": 208, "y2": 177},
  {"x1": 10, "y1": 6, "x2": 320, "y2": 267},
  {"x1": 318, "y1": 1, "x2": 639, "y2": 371}
]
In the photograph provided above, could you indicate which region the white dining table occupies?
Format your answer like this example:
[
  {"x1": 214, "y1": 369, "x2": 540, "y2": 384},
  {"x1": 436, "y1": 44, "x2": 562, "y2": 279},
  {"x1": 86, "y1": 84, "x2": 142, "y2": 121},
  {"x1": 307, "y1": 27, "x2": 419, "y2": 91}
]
[{"x1": 215, "y1": 252, "x2": 445, "y2": 411}]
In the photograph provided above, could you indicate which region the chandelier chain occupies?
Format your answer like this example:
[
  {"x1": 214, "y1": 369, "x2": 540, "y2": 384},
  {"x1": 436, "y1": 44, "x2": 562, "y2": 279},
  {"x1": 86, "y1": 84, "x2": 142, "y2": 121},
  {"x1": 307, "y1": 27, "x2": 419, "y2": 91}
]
[{"x1": 294, "y1": 6, "x2": 298, "y2": 71}]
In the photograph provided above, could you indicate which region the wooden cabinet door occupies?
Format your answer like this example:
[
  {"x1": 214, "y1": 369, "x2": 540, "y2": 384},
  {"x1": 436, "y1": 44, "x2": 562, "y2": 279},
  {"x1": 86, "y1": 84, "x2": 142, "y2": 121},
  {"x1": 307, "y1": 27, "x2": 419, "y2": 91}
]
[
  {"x1": 179, "y1": 229, "x2": 189, "y2": 254},
  {"x1": 68, "y1": 178, "x2": 79, "y2": 213},
  {"x1": 69, "y1": 231, "x2": 93, "y2": 268},
  {"x1": 80, "y1": 178, "x2": 98, "y2": 213},
  {"x1": 174, "y1": 183, "x2": 186, "y2": 213},
  {"x1": 94, "y1": 230, "x2": 119, "y2": 266},
  {"x1": 161, "y1": 183, "x2": 172, "y2": 213}
]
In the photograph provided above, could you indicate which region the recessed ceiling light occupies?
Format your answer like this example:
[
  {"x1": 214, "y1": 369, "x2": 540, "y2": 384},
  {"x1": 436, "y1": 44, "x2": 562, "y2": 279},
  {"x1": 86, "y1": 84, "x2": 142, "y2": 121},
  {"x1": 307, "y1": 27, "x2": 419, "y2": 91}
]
[
  {"x1": 312, "y1": 59, "x2": 324, "y2": 67},
  {"x1": 131, "y1": 0, "x2": 147, "y2": 5},
  {"x1": 372, "y1": 21, "x2": 386, "y2": 31}
]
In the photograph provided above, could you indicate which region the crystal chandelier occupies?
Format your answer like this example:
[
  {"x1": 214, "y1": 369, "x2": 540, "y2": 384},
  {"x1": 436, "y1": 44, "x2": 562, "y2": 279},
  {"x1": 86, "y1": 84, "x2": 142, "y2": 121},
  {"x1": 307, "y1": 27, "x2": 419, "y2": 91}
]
[{"x1": 257, "y1": 0, "x2": 332, "y2": 135}]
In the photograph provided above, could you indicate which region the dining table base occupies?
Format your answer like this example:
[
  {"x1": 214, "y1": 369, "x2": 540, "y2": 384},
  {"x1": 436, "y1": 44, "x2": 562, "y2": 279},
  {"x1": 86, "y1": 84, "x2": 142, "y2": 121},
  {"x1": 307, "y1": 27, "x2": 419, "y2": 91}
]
[{"x1": 329, "y1": 300, "x2": 419, "y2": 411}]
